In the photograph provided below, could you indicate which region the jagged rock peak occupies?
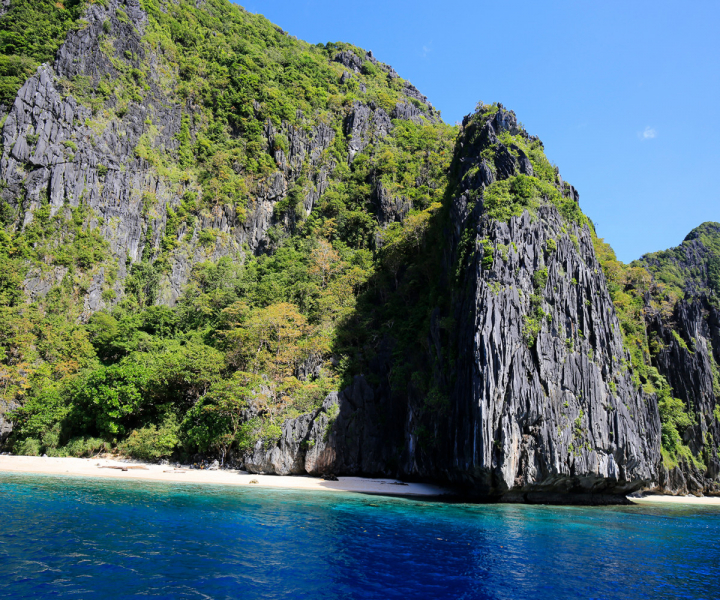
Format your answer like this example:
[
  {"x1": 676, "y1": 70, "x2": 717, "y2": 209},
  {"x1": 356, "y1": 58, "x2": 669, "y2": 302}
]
[
  {"x1": 252, "y1": 100, "x2": 663, "y2": 501},
  {"x1": 0, "y1": 0, "x2": 443, "y2": 314}
]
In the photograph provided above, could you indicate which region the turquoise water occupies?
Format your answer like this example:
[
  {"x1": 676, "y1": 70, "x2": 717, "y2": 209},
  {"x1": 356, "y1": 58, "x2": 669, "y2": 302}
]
[{"x1": 0, "y1": 474, "x2": 718, "y2": 599}]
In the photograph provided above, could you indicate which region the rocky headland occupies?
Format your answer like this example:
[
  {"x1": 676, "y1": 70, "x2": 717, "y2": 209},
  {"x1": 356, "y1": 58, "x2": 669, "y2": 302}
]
[{"x1": 0, "y1": 0, "x2": 717, "y2": 503}]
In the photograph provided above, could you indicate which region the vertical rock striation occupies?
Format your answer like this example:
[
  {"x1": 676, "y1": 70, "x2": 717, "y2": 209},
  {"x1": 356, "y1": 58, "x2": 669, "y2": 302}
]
[
  {"x1": 0, "y1": 0, "x2": 439, "y2": 312},
  {"x1": 637, "y1": 223, "x2": 720, "y2": 495},
  {"x1": 249, "y1": 106, "x2": 662, "y2": 502},
  {"x1": 1, "y1": 0, "x2": 713, "y2": 501}
]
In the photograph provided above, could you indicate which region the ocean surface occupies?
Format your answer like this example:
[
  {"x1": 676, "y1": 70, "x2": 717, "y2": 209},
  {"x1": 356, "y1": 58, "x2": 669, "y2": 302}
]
[{"x1": 0, "y1": 474, "x2": 718, "y2": 599}]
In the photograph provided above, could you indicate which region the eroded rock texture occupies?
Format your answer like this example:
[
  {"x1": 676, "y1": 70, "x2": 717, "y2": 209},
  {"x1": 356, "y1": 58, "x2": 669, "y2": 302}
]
[
  {"x1": 0, "y1": 0, "x2": 439, "y2": 314},
  {"x1": 1, "y1": 2, "x2": 706, "y2": 501},
  {"x1": 0, "y1": 0, "x2": 447, "y2": 449},
  {"x1": 440, "y1": 206, "x2": 659, "y2": 500},
  {"x1": 249, "y1": 107, "x2": 662, "y2": 502},
  {"x1": 638, "y1": 226, "x2": 720, "y2": 495}
]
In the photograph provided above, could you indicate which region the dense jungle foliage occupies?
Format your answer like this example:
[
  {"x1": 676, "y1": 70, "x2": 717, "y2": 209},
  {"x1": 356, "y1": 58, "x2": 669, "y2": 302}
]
[
  {"x1": 0, "y1": 0, "x2": 716, "y2": 472},
  {"x1": 0, "y1": 0, "x2": 456, "y2": 462},
  {"x1": 0, "y1": 0, "x2": 88, "y2": 105}
]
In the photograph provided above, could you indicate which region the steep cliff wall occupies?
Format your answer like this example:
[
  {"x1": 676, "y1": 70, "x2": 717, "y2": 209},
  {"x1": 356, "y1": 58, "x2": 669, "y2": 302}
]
[
  {"x1": 646, "y1": 299, "x2": 720, "y2": 495},
  {"x1": 248, "y1": 107, "x2": 662, "y2": 502},
  {"x1": 0, "y1": 0, "x2": 715, "y2": 501},
  {"x1": 635, "y1": 224, "x2": 720, "y2": 495},
  {"x1": 0, "y1": 0, "x2": 436, "y2": 312},
  {"x1": 0, "y1": 0, "x2": 453, "y2": 457}
]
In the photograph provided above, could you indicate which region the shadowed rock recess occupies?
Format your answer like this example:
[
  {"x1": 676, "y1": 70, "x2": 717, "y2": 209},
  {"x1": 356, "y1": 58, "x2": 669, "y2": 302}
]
[{"x1": 0, "y1": 0, "x2": 717, "y2": 502}]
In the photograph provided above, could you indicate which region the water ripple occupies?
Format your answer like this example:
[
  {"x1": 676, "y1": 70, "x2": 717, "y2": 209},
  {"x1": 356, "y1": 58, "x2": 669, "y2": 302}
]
[{"x1": 0, "y1": 474, "x2": 719, "y2": 599}]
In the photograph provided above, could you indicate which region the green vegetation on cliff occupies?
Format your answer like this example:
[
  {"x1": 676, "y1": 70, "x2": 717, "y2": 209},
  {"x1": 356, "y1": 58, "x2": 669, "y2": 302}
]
[
  {"x1": 0, "y1": 0, "x2": 456, "y2": 460},
  {"x1": 0, "y1": 0, "x2": 90, "y2": 105},
  {"x1": 0, "y1": 0, "x2": 717, "y2": 482},
  {"x1": 592, "y1": 227, "x2": 720, "y2": 470}
]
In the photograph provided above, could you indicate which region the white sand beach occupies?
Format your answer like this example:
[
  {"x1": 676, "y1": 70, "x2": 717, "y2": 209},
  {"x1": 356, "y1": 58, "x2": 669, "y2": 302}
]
[
  {"x1": 630, "y1": 494, "x2": 720, "y2": 506},
  {"x1": 4, "y1": 456, "x2": 720, "y2": 504},
  {"x1": 0, "y1": 455, "x2": 450, "y2": 498}
]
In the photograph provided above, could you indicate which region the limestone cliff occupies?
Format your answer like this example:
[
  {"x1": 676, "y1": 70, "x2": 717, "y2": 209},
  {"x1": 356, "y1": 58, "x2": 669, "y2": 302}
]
[
  {"x1": 246, "y1": 107, "x2": 662, "y2": 502},
  {"x1": 0, "y1": 0, "x2": 433, "y2": 312},
  {"x1": 637, "y1": 223, "x2": 720, "y2": 495},
  {"x1": 0, "y1": 0, "x2": 717, "y2": 502}
]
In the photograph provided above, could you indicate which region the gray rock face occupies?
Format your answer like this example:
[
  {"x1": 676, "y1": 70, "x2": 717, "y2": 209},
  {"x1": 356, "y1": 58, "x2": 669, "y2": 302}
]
[
  {"x1": 434, "y1": 111, "x2": 659, "y2": 497},
  {"x1": 402, "y1": 83, "x2": 433, "y2": 112},
  {"x1": 656, "y1": 462, "x2": 708, "y2": 496},
  {"x1": 374, "y1": 182, "x2": 410, "y2": 225},
  {"x1": 250, "y1": 107, "x2": 662, "y2": 501},
  {"x1": 344, "y1": 101, "x2": 392, "y2": 162},
  {"x1": 334, "y1": 50, "x2": 363, "y2": 73},
  {"x1": 439, "y1": 205, "x2": 659, "y2": 497},
  {"x1": 1, "y1": 0, "x2": 178, "y2": 310},
  {"x1": 644, "y1": 298, "x2": 720, "y2": 495},
  {"x1": 0, "y1": 401, "x2": 16, "y2": 449},
  {"x1": 392, "y1": 101, "x2": 425, "y2": 124},
  {"x1": 628, "y1": 222, "x2": 720, "y2": 495},
  {"x1": 244, "y1": 376, "x2": 385, "y2": 477},
  {"x1": 0, "y1": 0, "x2": 339, "y2": 309},
  {"x1": 24, "y1": 266, "x2": 69, "y2": 302},
  {"x1": 2, "y1": 2, "x2": 443, "y2": 311},
  {"x1": 244, "y1": 393, "x2": 338, "y2": 476}
]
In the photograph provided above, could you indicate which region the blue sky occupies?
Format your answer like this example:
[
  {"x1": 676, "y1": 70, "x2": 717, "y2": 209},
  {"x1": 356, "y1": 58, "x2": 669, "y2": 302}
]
[{"x1": 236, "y1": 0, "x2": 719, "y2": 262}]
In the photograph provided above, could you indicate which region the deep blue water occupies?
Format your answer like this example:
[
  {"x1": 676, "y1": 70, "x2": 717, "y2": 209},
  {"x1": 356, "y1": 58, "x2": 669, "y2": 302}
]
[{"x1": 0, "y1": 474, "x2": 718, "y2": 599}]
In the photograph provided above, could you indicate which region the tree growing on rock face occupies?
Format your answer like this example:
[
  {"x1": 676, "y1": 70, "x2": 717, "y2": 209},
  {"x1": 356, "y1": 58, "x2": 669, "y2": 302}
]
[{"x1": 221, "y1": 302, "x2": 329, "y2": 406}]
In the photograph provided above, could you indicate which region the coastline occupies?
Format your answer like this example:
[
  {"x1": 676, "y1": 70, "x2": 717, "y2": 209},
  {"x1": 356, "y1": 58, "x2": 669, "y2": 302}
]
[
  {"x1": 0, "y1": 455, "x2": 450, "y2": 498},
  {"x1": 3, "y1": 456, "x2": 719, "y2": 505},
  {"x1": 629, "y1": 494, "x2": 720, "y2": 506}
]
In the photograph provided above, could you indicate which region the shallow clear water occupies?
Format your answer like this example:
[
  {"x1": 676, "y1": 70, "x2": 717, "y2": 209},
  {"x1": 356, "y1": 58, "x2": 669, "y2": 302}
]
[{"x1": 0, "y1": 474, "x2": 718, "y2": 599}]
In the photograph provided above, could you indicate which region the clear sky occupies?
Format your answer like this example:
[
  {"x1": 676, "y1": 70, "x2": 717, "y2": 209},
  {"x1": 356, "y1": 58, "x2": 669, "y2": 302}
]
[{"x1": 236, "y1": 0, "x2": 719, "y2": 263}]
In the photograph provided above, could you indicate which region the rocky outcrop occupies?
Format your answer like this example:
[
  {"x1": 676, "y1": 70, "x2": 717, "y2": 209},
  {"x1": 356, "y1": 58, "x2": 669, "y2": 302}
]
[
  {"x1": 373, "y1": 182, "x2": 410, "y2": 225},
  {"x1": 334, "y1": 50, "x2": 363, "y2": 73},
  {"x1": 392, "y1": 101, "x2": 425, "y2": 124},
  {"x1": 655, "y1": 461, "x2": 710, "y2": 496},
  {"x1": 437, "y1": 110, "x2": 660, "y2": 498},
  {"x1": 0, "y1": 401, "x2": 16, "y2": 450},
  {"x1": 439, "y1": 204, "x2": 660, "y2": 498},
  {"x1": 643, "y1": 298, "x2": 720, "y2": 495},
  {"x1": 0, "y1": 0, "x2": 340, "y2": 310},
  {"x1": 1, "y1": 0, "x2": 445, "y2": 312},
  {"x1": 1, "y1": 0, "x2": 178, "y2": 310},
  {"x1": 627, "y1": 221, "x2": 720, "y2": 496},
  {"x1": 401, "y1": 82, "x2": 441, "y2": 122},
  {"x1": 345, "y1": 101, "x2": 392, "y2": 162},
  {"x1": 244, "y1": 376, "x2": 389, "y2": 477},
  {"x1": 250, "y1": 107, "x2": 662, "y2": 501}
]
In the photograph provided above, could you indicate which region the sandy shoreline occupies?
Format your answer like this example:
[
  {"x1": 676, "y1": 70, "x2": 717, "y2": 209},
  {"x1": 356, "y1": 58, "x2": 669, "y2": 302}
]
[
  {"x1": 629, "y1": 494, "x2": 720, "y2": 506},
  {"x1": 0, "y1": 455, "x2": 450, "y2": 498},
  {"x1": 3, "y1": 456, "x2": 720, "y2": 505}
]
